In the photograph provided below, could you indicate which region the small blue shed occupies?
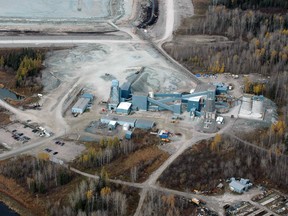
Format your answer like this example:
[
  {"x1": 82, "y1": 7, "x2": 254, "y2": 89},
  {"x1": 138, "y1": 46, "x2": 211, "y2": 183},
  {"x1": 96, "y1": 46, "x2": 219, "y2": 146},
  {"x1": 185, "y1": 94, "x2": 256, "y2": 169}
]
[{"x1": 125, "y1": 131, "x2": 133, "y2": 139}]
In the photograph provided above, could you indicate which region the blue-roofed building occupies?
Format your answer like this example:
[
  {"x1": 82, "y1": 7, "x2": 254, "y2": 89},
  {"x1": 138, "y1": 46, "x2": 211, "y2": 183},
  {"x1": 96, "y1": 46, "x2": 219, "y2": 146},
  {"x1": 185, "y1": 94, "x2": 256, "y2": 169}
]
[
  {"x1": 135, "y1": 119, "x2": 155, "y2": 129},
  {"x1": 229, "y1": 181, "x2": 246, "y2": 193},
  {"x1": 72, "y1": 98, "x2": 90, "y2": 114},
  {"x1": 120, "y1": 82, "x2": 132, "y2": 100},
  {"x1": 125, "y1": 130, "x2": 133, "y2": 140},
  {"x1": 187, "y1": 96, "x2": 201, "y2": 112},
  {"x1": 214, "y1": 83, "x2": 228, "y2": 95},
  {"x1": 229, "y1": 178, "x2": 252, "y2": 193},
  {"x1": 158, "y1": 130, "x2": 170, "y2": 139},
  {"x1": 81, "y1": 93, "x2": 94, "y2": 101},
  {"x1": 132, "y1": 93, "x2": 148, "y2": 111}
]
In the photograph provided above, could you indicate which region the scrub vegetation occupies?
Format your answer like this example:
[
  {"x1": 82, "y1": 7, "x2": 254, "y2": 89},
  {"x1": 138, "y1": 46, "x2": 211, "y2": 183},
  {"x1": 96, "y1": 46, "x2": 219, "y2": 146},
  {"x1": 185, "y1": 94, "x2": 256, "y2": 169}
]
[
  {"x1": 0, "y1": 48, "x2": 45, "y2": 88},
  {"x1": 0, "y1": 156, "x2": 74, "y2": 194},
  {"x1": 159, "y1": 135, "x2": 288, "y2": 193},
  {"x1": 73, "y1": 130, "x2": 168, "y2": 183}
]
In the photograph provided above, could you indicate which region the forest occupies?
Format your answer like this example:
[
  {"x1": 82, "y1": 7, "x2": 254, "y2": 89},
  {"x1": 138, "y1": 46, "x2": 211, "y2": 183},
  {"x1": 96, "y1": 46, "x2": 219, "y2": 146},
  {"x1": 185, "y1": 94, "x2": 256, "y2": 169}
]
[
  {"x1": 0, "y1": 156, "x2": 139, "y2": 216},
  {"x1": 236, "y1": 119, "x2": 287, "y2": 155},
  {"x1": 0, "y1": 156, "x2": 74, "y2": 194},
  {"x1": 213, "y1": 0, "x2": 288, "y2": 10},
  {"x1": 49, "y1": 171, "x2": 129, "y2": 216},
  {"x1": 159, "y1": 134, "x2": 288, "y2": 193},
  {"x1": 0, "y1": 48, "x2": 45, "y2": 87}
]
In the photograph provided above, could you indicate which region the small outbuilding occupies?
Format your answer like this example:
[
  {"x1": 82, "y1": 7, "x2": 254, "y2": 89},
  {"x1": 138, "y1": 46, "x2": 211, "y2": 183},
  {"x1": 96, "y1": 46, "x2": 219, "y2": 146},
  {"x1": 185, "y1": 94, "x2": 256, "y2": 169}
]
[
  {"x1": 108, "y1": 121, "x2": 117, "y2": 130},
  {"x1": 158, "y1": 130, "x2": 170, "y2": 139},
  {"x1": 216, "y1": 116, "x2": 224, "y2": 124},
  {"x1": 125, "y1": 130, "x2": 133, "y2": 140}
]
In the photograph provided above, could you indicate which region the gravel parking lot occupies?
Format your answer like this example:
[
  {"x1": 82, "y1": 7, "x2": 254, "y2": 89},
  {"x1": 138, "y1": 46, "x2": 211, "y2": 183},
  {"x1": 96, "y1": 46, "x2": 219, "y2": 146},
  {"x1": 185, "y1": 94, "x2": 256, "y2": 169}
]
[
  {"x1": 0, "y1": 122, "x2": 43, "y2": 149},
  {"x1": 37, "y1": 140, "x2": 86, "y2": 163}
]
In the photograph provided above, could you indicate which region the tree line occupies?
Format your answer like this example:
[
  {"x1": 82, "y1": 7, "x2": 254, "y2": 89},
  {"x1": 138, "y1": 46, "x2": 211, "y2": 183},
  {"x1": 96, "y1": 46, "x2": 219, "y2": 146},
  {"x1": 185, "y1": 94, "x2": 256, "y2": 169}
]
[
  {"x1": 48, "y1": 172, "x2": 128, "y2": 216},
  {"x1": 212, "y1": 0, "x2": 288, "y2": 10},
  {"x1": 0, "y1": 156, "x2": 74, "y2": 194},
  {"x1": 0, "y1": 48, "x2": 45, "y2": 87}
]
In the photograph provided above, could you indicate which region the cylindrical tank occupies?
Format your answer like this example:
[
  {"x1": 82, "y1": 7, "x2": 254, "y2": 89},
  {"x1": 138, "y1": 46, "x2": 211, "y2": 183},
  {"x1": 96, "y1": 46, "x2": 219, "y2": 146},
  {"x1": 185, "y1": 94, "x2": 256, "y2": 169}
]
[
  {"x1": 252, "y1": 99, "x2": 263, "y2": 114},
  {"x1": 242, "y1": 95, "x2": 252, "y2": 112}
]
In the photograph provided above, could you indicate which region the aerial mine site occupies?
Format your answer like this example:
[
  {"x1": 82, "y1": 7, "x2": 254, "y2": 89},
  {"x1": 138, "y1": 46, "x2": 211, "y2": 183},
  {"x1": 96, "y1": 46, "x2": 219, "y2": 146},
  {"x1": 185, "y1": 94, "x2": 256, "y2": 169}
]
[{"x1": 0, "y1": 0, "x2": 287, "y2": 215}]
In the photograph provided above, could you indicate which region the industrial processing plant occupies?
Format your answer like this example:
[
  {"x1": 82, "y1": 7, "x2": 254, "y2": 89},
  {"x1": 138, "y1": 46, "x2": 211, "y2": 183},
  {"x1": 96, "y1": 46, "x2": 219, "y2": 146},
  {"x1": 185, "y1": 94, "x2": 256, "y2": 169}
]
[{"x1": 98, "y1": 75, "x2": 272, "y2": 134}]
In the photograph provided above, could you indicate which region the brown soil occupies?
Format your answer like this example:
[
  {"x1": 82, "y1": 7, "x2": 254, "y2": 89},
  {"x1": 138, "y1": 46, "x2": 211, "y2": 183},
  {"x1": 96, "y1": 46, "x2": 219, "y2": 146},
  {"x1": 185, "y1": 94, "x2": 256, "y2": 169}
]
[
  {"x1": 0, "y1": 175, "x2": 46, "y2": 216},
  {"x1": 104, "y1": 146, "x2": 169, "y2": 183},
  {"x1": 0, "y1": 112, "x2": 11, "y2": 125}
]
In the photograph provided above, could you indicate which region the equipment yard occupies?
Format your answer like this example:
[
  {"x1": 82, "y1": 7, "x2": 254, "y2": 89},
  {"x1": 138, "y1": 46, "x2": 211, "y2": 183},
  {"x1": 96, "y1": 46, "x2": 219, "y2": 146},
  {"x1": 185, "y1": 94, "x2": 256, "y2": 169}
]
[{"x1": 0, "y1": 0, "x2": 286, "y2": 216}]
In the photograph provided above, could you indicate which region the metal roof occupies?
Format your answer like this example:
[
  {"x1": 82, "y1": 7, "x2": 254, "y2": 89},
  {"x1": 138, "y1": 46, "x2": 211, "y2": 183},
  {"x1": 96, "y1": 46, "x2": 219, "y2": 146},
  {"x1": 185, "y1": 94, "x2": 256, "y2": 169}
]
[
  {"x1": 133, "y1": 92, "x2": 148, "y2": 96},
  {"x1": 117, "y1": 102, "x2": 132, "y2": 110},
  {"x1": 101, "y1": 115, "x2": 136, "y2": 124},
  {"x1": 229, "y1": 180, "x2": 245, "y2": 192},
  {"x1": 72, "y1": 98, "x2": 90, "y2": 110},
  {"x1": 108, "y1": 121, "x2": 117, "y2": 126},
  {"x1": 188, "y1": 96, "x2": 202, "y2": 102},
  {"x1": 135, "y1": 119, "x2": 155, "y2": 129},
  {"x1": 120, "y1": 82, "x2": 131, "y2": 91},
  {"x1": 126, "y1": 130, "x2": 133, "y2": 135},
  {"x1": 81, "y1": 93, "x2": 94, "y2": 99}
]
